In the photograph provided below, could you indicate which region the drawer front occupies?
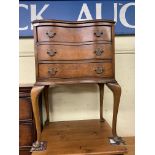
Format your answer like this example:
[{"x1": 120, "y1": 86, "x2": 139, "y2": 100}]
[
  {"x1": 19, "y1": 123, "x2": 34, "y2": 147},
  {"x1": 37, "y1": 43, "x2": 112, "y2": 61},
  {"x1": 38, "y1": 62, "x2": 113, "y2": 79},
  {"x1": 37, "y1": 26, "x2": 111, "y2": 42},
  {"x1": 19, "y1": 150, "x2": 31, "y2": 155},
  {"x1": 19, "y1": 97, "x2": 32, "y2": 120}
]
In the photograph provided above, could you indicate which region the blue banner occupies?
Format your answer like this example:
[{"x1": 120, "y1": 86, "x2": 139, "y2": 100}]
[{"x1": 19, "y1": 0, "x2": 135, "y2": 37}]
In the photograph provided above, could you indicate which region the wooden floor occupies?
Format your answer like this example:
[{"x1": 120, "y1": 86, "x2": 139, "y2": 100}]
[
  {"x1": 32, "y1": 119, "x2": 134, "y2": 155},
  {"x1": 122, "y1": 137, "x2": 135, "y2": 155}
]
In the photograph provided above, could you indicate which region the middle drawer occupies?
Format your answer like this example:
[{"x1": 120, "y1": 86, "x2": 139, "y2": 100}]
[{"x1": 37, "y1": 43, "x2": 112, "y2": 61}]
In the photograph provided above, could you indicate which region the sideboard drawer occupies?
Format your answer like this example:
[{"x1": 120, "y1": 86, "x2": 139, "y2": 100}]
[
  {"x1": 19, "y1": 97, "x2": 32, "y2": 120},
  {"x1": 38, "y1": 62, "x2": 113, "y2": 79},
  {"x1": 19, "y1": 123, "x2": 34, "y2": 147},
  {"x1": 19, "y1": 150, "x2": 31, "y2": 155},
  {"x1": 37, "y1": 43, "x2": 112, "y2": 61},
  {"x1": 37, "y1": 26, "x2": 111, "y2": 43}
]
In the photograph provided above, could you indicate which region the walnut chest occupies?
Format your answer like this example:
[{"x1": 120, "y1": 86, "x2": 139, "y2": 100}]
[
  {"x1": 31, "y1": 20, "x2": 124, "y2": 151},
  {"x1": 33, "y1": 20, "x2": 115, "y2": 84}
]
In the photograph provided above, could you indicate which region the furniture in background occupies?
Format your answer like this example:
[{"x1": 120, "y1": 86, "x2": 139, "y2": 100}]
[
  {"x1": 30, "y1": 19, "x2": 127, "y2": 154},
  {"x1": 19, "y1": 85, "x2": 42, "y2": 155}
]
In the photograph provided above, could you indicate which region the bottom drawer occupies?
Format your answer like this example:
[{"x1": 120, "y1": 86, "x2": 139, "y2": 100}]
[
  {"x1": 19, "y1": 150, "x2": 31, "y2": 155},
  {"x1": 38, "y1": 62, "x2": 113, "y2": 79},
  {"x1": 19, "y1": 122, "x2": 34, "y2": 147}
]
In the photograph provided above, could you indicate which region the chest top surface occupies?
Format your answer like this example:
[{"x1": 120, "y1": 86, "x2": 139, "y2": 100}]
[{"x1": 33, "y1": 19, "x2": 116, "y2": 85}]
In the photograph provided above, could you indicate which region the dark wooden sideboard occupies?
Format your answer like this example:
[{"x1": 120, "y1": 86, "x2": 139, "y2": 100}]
[
  {"x1": 30, "y1": 19, "x2": 126, "y2": 154},
  {"x1": 19, "y1": 85, "x2": 42, "y2": 155}
]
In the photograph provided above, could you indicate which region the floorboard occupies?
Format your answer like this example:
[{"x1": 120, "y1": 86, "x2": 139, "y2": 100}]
[{"x1": 32, "y1": 119, "x2": 133, "y2": 155}]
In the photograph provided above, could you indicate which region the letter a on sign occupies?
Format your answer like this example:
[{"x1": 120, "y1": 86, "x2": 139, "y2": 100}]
[
  {"x1": 78, "y1": 3, "x2": 93, "y2": 21},
  {"x1": 78, "y1": 3, "x2": 102, "y2": 21}
]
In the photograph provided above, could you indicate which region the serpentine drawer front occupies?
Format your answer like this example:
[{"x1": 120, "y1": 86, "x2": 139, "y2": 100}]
[
  {"x1": 37, "y1": 25, "x2": 112, "y2": 42},
  {"x1": 31, "y1": 19, "x2": 125, "y2": 152},
  {"x1": 34, "y1": 20, "x2": 115, "y2": 82},
  {"x1": 37, "y1": 43, "x2": 112, "y2": 61},
  {"x1": 38, "y1": 62, "x2": 113, "y2": 79}
]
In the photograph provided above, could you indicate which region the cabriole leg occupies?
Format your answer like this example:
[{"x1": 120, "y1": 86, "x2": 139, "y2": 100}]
[
  {"x1": 31, "y1": 85, "x2": 46, "y2": 151},
  {"x1": 106, "y1": 82, "x2": 125, "y2": 145}
]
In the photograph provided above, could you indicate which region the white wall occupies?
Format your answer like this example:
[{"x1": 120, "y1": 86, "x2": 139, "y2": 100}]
[{"x1": 19, "y1": 36, "x2": 135, "y2": 136}]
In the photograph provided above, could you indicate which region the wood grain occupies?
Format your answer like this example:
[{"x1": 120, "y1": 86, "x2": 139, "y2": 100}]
[
  {"x1": 32, "y1": 119, "x2": 127, "y2": 155},
  {"x1": 37, "y1": 43, "x2": 112, "y2": 61},
  {"x1": 31, "y1": 20, "x2": 123, "y2": 149},
  {"x1": 37, "y1": 26, "x2": 111, "y2": 43},
  {"x1": 123, "y1": 137, "x2": 135, "y2": 155},
  {"x1": 19, "y1": 122, "x2": 34, "y2": 146},
  {"x1": 19, "y1": 97, "x2": 33, "y2": 120},
  {"x1": 19, "y1": 150, "x2": 32, "y2": 155},
  {"x1": 31, "y1": 85, "x2": 45, "y2": 143},
  {"x1": 38, "y1": 62, "x2": 113, "y2": 79},
  {"x1": 19, "y1": 85, "x2": 36, "y2": 155},
  {"x1": 106, "y1": 82, "x2": 121, "y2": 137}
]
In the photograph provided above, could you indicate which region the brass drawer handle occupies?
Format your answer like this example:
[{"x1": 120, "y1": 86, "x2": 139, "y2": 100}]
[
  {"x1": 48, "y1": 68, "x2": 57, "y2": 76},
  {"x1": 95, "y1": 67, "x2": 104, "y2": 74},
  {"x1": 94, "y1": 48, "x2": 104, "y2": 56},
  {"x1": 46, "y1": 31, "x2": 56, "y2": 38},
  {"x1": 47, "y1": 50, "x2": 57, "y2": 57},
  {"x1": 94, "y1": 31, "x2": 103, "y2": 37}
]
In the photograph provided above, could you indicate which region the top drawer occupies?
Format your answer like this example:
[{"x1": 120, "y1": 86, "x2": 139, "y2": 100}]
[{"x1": 37, "y1": 26, "x2": 112, "y2": 43}]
